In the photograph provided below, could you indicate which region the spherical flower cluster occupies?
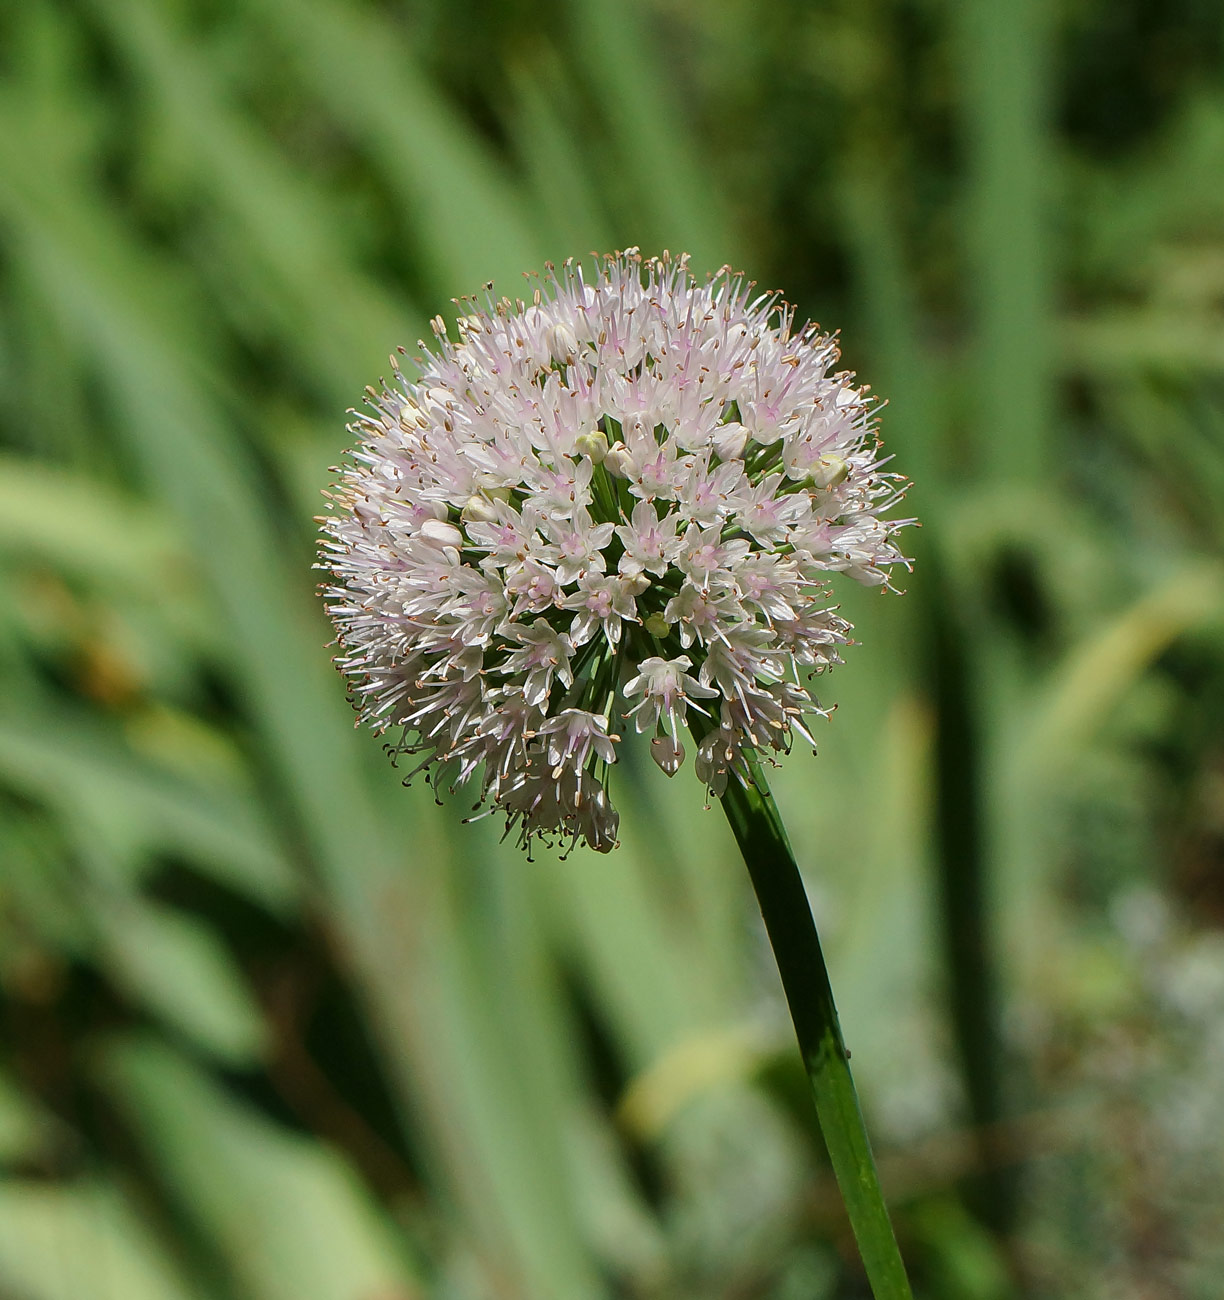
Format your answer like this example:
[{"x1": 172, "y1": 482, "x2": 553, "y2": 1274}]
[{"x1": 320, "y1": 251, "x2": 910, "y2": 853}]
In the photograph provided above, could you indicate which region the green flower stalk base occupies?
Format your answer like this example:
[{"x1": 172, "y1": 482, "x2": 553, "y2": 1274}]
[{"x1": 718, "y1": 760, "x2": 913, "y2": 1299}]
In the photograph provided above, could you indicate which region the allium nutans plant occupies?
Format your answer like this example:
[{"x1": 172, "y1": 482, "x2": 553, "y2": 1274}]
[{"x1": 320, "y1": 250, "x2": 915, "y2": 1297}]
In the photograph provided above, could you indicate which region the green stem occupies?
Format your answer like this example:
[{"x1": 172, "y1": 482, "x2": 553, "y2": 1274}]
[{"x1": 717, "y1": 760, "x2": 913, "y2": 1299}]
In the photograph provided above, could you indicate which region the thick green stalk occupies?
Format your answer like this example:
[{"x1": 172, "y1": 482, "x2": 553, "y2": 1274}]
[{"x1": 718, "y1": 762, "x2": 913, "y2": 1299}]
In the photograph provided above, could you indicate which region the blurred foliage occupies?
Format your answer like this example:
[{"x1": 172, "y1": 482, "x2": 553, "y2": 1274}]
[{"x1": 1, "y1": 0, "x2": 1223, "y2": 1297}]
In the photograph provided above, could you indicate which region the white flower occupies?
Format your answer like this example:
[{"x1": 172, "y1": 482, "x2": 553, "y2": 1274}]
[
  {"x1": 676, "y1": 524, "x2": 751, "y2": 587},
  {"x1": 730, "y1": 473, "x2": 810, "y2": 545},
  {"x1": 664, "y1": 582, "x2": 743, "y2": 649},
  {"x1": 615, "y1": 500, "x2": 682, "y2": 578},
  {"x1": 540, "y1": 508, "x2": 615, "y2": 585},
  {"x1": 501, "y1": 623, "x2": 574, "y2": 706},
  {"x1": 320, "y1": 250, "x2": 910, "y2": 852},
  {"x1": 563, "y1": 572, "x2": 639, "y2": 649},
  {"x1": 623, "y1": 655, "x2": 719, "y2": 740},
  {"x1": 537, "y1": 710, "x2": 617, "y2": 778}
]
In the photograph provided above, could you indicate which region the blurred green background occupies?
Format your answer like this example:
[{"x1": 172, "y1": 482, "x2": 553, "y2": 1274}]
[{"x1": 2, "y1": 0, "x2": 1224, "y2": 1296}]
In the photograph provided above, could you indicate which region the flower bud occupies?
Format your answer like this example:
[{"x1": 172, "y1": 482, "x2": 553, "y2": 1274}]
[
  {"x1": 547, "y1": 321, "x2": 579, "y2": 362},
  {"x1": 418, "y1": 519, "x2": 464, "y2": 549},
  {"x1": 461, "y1": 495, "x2": 499, "y2": 524},
  {"x1": 604, "y1": 442, "x2": 634, "y2": 478},
  {"x1": 643, "y1": 612, "x2": 670, "y2": 639},
  {"x1": 808, "y1": 454, "x2": 849, "y2": 490},
  {"x1": 398, "y1": 400, "x2": 427, "y2": 430},
  {"x1": 650, "y1": 736, "x2": 685, "y2": 776},
  {"x1": 574, "y1": 430, "x2": 609, "y2": 463},
  {"x1": 712, "y1": 421, "x2": 750, "y2": 461}
]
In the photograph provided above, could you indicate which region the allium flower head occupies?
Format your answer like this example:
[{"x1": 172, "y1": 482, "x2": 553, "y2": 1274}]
[{"x1": 320, "y1": 251, "x2": 910, "y2": 853}]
